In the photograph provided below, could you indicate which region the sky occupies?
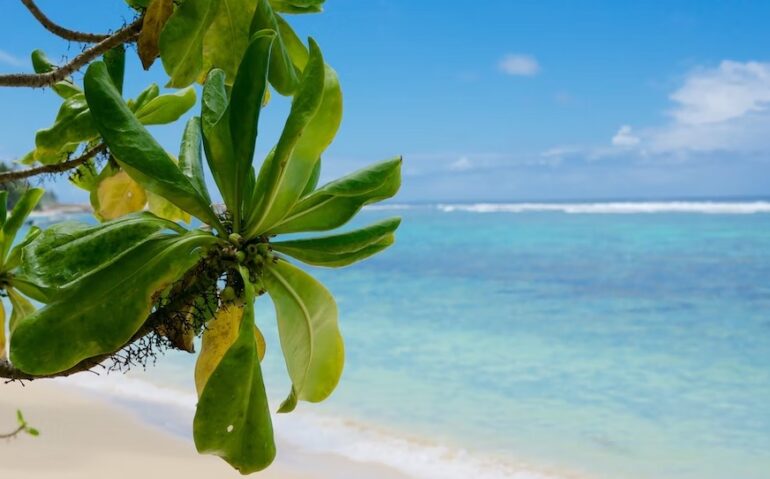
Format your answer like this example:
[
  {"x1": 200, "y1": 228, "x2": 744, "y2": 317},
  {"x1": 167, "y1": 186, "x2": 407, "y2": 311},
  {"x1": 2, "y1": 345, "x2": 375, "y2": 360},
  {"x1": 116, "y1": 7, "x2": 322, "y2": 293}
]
[{"x1": 1, "y1": 0, "x2": 770, "y2": 203}]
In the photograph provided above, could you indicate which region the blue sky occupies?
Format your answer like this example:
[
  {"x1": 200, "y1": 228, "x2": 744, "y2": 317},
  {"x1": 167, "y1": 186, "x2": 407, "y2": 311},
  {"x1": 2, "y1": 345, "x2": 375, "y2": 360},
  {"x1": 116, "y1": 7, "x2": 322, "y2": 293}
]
[{"x1": 1, "y1": 0, "x2": 770, "y2": 202}]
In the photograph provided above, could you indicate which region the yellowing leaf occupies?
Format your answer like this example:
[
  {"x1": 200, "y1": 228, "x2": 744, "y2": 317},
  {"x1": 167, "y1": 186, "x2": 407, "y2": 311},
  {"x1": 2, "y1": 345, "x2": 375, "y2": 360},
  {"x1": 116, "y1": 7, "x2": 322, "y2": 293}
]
[
  {"x1": 7, "y1": 288, "x2": 35, "y2": 332},
  {"x1": 147, "y1": 191, "x2": 192, "y2": 223},
  {"x1": 264, "y1": 259, "x2": 343, "y2": 407},
  {"x1": 201, "y1": 0, "x2": 256, "y2": 84},
  {"x1": 195, "y1": 304, "x2": 241, "y2": 395},
  {"x1": 96, "y1": 170, "x2": 148, "y2": 220},
  {"x1": 255, "y1": 324, "x2": 266, "y2": 362},
  {"x1": 195, "y1": 303, "x2": 266, "y2": 395},
  {"x1": 138, "y1": 0, "x2": 175, "y2": 69}
]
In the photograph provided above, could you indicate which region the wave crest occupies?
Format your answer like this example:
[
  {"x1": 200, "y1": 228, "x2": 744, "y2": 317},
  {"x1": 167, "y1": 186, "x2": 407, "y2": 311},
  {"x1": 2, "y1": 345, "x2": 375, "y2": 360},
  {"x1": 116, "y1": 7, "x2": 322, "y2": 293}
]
[{"x1": 437, "y1": 201, "x2": 770, "y2": 214}]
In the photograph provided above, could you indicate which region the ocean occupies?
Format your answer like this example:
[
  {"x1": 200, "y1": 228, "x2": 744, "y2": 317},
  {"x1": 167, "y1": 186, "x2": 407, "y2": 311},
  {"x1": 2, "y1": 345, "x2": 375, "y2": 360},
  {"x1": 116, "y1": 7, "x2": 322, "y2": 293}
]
[{"x1": 24, "y1": 201, "x2": 770, "y2": 479}]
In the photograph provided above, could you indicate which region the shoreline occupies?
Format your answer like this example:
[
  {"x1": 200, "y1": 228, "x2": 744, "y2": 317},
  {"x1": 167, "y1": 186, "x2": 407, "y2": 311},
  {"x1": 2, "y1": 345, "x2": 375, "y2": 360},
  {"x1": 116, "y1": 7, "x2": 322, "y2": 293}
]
[
  {"x1": 0, "y1": 380, "x2": 409, "y2": 479},
  {"x1": 1, "y1": 374, "x2": 581, "y2": 479}
]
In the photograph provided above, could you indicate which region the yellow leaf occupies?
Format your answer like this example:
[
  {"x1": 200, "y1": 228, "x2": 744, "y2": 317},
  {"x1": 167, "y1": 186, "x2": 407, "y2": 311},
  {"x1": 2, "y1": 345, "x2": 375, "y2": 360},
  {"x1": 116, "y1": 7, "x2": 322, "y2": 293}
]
[
  {"x1": 195, "y1": 304, "x2": 242, "y2": 396},
  {"x1": 255, "y1": 323, "x2": 266, "y2": 362},
  {"x1": 96, "y1": 170, "x2": 148, "y2": 220},
  {"x1": 138, "y1": 0, "x2": 175, "y2": 70},
  {"x1": 195, "y1": 303, "x2": 267, "y2": 395},
  {"x1": 262, "y1": 87, "x2": 271, "y2": 107}
]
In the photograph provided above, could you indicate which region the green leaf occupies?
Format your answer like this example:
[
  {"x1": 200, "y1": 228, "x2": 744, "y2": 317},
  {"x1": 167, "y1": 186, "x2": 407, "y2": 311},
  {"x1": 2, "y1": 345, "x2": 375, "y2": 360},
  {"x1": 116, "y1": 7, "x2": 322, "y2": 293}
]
[
  {"x1": 103, "y1": 46, "x2": 126, "y2": 95},
  {"x1": 10, "y1": 231, "x2": 220, "y2": 376},
  {"x1": 4, "y1": 226, "x2": 41, "y2": 271},
  {"x1": 245, "y1": 39, "x2": 326, "y2": 235},
  {"x1": 201, "y1": 69, "x2": 238, "y2": 212},
  {"x1": 16, "y1": 410, "x2": 24, "y2": 426},
  {"x1": 25, "y1": 428, "x2": 40, "y2": 437},
  {"x1": 274, "y1": 14, "x2": 308, "y2": 70},
  {"x1": 159, "y1": 0, "x2": 221, "y2": 88},
  {"x1": 193, "y1": 276, "x2": 276, "y2": 474},
  {"x1": 2, "y1": 188, "x2": 44, "y2": 262},
  {"x1": 130, "y1": 83, "x2": 160, "y2": 112},
  {"x1": 270, "y1": 0, "x2": 325, "y2": 14},
  {"x1": 30, "y1": 50, "x2": 81, "y2": 99},
  {"x1": 250, "y1": 0, "x2": 300, "y2": 95},
  {"x1": 178, "y1": 117, "x2": 211, "y2": 203},
  {"x1": 0, "y1": 190, "x2": 7, "y2": 229},
  {"x1": 277, "y1": 387, "x2": 298, "y2": 413},
  {"x1": 272, "y1": 217, "x2": 400, "y2": 267},
  {"x1": 134, "y1": 87, "x2": 197, "y2": 125},
  {"x1": 301, "y1": 159, "x2": 320, "y2": 196},
  {"x1": 33, "y1": 94, "x2": 98, "y2": 165},
  {"x1": 269, "y1": 158, "x2": 402, "y2": 234},
  {"x1": 264, "y1": 259, "x2": 343, "y2": 405},
  {"x1": 201, "y1": 0, "x2": 258, "y2": 84},
  {"x1": 16, "y1": 212, "x2": 184, "y2": 295},
  {"x1": 125, "y1": 0, "x2": 151, "y2": 9},
  {"x1": 7, "y1": 288, "x2": 35, "y2": 332},
  {"x1": 228, "y1": 30, "x2": 275, "y2": 230},
  {"x1": 84, "y1": 61, "x2": 223, "y2": 232}
]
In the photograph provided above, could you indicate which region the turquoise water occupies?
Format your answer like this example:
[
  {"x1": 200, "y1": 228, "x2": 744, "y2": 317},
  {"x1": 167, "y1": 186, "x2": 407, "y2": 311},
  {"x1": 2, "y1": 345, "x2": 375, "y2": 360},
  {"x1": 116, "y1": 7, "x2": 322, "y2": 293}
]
[{"x1": 28, "y1": 204, "x2": 770, "y2": 478}]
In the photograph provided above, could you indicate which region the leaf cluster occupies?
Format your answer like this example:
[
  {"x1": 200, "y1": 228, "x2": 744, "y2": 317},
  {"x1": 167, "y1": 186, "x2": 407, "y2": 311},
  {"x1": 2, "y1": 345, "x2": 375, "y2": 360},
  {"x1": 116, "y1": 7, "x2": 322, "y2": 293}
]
[{"x1": 1, "y1": 0, "x2": 401, "y2": 474}]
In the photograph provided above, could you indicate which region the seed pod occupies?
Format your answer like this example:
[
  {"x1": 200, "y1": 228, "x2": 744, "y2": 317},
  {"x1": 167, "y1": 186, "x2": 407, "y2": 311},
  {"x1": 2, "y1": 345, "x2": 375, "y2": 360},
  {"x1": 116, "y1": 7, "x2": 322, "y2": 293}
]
[
  {"x1": 236, "y1": 251, "x2": 246, "y2": 264},
  {"x1": 245, "y1": 243, "x2": 259, "y2": 256},
  {"x1": 228, "y1": 233, "x2": 243, "y2": 246}
]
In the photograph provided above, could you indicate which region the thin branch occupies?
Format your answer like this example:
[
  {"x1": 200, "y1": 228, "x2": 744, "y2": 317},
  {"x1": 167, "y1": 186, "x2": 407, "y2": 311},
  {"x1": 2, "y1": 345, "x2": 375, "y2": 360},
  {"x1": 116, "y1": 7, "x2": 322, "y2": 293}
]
[
  {"x1": 0, "y1": 144, "x2": 106, "y2": 184},
  {"x1": 21, "y1": 0, "x2": 110, "y2": 43},
  {"x1": 0, "y1": 355, "x2": 109, "y2": 381},
  {"x1": 0, "y1": 425, "x2": 24, "y2": 440},
  {"x1": 0, "y1": 18, "x2": 143, "y2": 88}
]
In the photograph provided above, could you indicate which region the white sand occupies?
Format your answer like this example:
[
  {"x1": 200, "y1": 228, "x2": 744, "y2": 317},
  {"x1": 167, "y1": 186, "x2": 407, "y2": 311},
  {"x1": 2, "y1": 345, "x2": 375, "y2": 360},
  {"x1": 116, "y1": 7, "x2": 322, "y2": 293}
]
[{"x1": 0, "y1": 380, "x2": 409, "y2": 479}]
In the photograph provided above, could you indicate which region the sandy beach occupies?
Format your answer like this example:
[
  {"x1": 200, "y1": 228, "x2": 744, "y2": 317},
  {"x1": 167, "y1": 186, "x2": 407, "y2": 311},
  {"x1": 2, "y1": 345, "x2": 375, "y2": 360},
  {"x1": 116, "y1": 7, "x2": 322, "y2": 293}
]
[{"x1": 0, "y1": 380, "x2": 408, "y2": 479}]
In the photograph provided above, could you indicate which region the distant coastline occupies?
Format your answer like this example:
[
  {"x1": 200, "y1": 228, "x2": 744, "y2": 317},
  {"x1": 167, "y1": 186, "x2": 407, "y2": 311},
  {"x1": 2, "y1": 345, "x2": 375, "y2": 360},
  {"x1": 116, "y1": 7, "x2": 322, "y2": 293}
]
[{"x1": 30, "y1": 202, "x2": 91, "y2": 217}]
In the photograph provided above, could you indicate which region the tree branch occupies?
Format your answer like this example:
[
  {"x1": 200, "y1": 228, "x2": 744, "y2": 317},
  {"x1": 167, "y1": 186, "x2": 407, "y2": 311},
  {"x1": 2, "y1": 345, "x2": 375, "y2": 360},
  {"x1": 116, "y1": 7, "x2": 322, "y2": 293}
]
[
  {"x1": 0, "y1": 17, "x2": 143, "y2": 88},
  {"x1": 0, "y1": 355, "x2": 110, "y2": 381},
  {"x1": 0, "y1": 425, "x2": 24, "y2": 440},
  {"x1": 21, "y1": 0, "x2": 110, "y2": 43},
  {"x1": 0, "y1": 144, "x2": 106, "y2": 184}
]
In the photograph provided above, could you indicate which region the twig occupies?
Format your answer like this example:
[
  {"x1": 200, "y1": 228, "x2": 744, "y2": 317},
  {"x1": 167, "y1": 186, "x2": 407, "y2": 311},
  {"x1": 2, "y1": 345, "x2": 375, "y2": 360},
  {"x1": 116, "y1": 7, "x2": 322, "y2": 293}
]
[
  {"x1": 0, "y1": 354, "x2": 110, "y2": 382},
  {"x1": 21, "y1": 0, "x2": 110, "y2": 43},
  {"x1": 0, "y1": 425, "x2": 24, "y2": 440},
  {"x1": 0, "y1": 18, "x2": 143, "y2": 88},
  {"x1": 0, "y1": 144, "x2": 106, "y2": 184}
]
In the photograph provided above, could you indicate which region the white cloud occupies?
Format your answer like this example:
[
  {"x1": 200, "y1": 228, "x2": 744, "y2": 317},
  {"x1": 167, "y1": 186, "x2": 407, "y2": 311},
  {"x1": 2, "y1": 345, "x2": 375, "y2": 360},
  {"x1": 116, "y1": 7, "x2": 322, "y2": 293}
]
[
  {"x1": 449, "y1": 156, "x2": 474, "y2": 171},
  {"x1": 498, "y1": 54, "x2": 540, "y2": 77},
  {"x1": 648, "y1": 60, "x2": 770, "y2": 154},
  {"x1": 611, "y1": 125, "x2": 640, "y2": 147},
  {"x1": 670, "y1": 61, "x2": 770, "y2": 125},
  {"x1": 0, "y1": 49, "x2": 24, "y2": 67},
  {"x1": 567, "y1": 60, "x2": 770, "y2": 159}
]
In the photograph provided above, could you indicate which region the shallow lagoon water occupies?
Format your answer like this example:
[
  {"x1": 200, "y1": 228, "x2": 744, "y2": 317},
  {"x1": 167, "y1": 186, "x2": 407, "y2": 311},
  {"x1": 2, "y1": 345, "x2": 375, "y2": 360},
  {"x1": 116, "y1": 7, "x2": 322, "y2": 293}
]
[{"x1": 26, "y1": 203, "x2": 770, "y2": 479}]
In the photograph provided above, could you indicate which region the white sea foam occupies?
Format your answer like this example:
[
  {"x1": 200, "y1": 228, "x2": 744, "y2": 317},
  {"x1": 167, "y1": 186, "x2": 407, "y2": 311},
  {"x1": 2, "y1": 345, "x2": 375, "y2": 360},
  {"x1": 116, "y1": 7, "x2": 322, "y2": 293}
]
[
  {"x1": 60, "y1": 374, "x2": 574, "y2": 479},
  {"x1": 364, "y1": 203, "x2": 415, "y2": 211},
  {"x1": 437, "y1": 201, "x2": 770, "y2": 215}
]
